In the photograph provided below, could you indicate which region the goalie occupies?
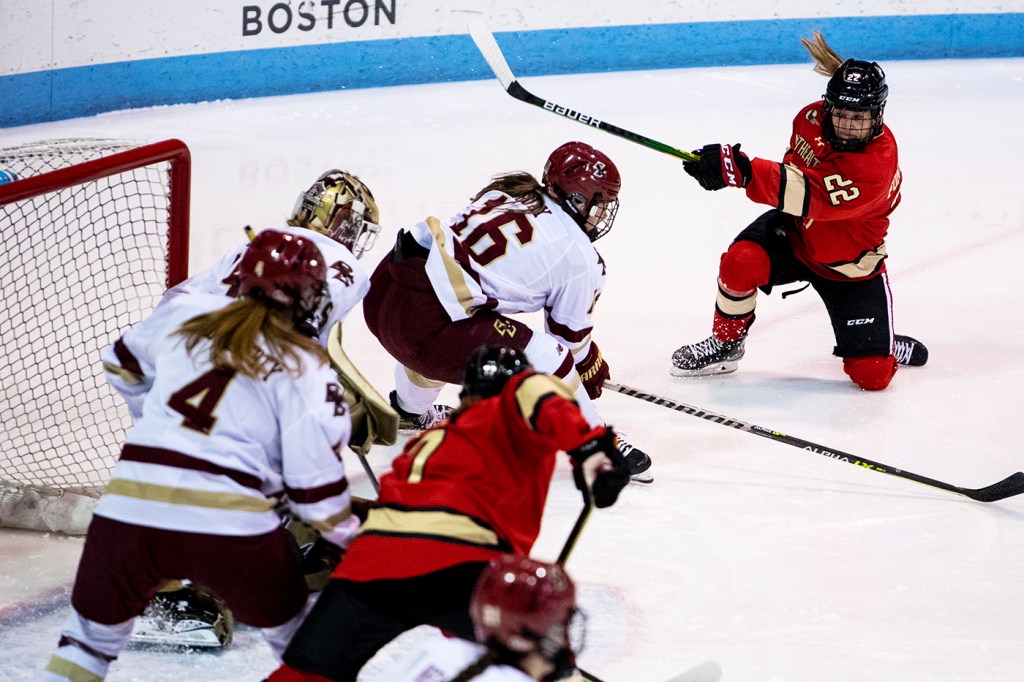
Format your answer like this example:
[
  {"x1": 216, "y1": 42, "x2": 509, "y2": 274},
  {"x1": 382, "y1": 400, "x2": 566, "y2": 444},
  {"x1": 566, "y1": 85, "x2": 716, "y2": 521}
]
[{"x1": 101, "y1": 169, "x2": 398, "y2": 649}]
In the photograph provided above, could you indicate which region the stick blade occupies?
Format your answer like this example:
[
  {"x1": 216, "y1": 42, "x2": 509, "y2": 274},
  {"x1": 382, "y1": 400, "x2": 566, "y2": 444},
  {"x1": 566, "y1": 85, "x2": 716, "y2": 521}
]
[
  {"x1": 467, "y1": 19, "x2": 517, "y2": 90},
  {"x1": 963, "y1": 471, "x2": 1024, "y2": 502}
]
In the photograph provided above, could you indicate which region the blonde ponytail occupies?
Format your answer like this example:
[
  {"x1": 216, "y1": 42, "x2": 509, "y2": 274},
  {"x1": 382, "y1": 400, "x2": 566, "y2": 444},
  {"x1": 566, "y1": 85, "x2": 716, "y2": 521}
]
[
  {"x1": 176, "y1": 298, "x2": 326, "y2": 379},
  {"x1": 800, "y1": 31, "x2": 844, "y2": 78}
]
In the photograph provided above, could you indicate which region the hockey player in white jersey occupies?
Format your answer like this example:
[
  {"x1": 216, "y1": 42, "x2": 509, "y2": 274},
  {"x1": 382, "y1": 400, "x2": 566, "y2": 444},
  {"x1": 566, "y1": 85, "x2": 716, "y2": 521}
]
[
  {"x1": 112, "y1": 170, "x2": 394, "y2": 647},
  {"x1": 373, "y1": 555, "x2": 585, "y2": 682},
  {"x1": 362, "y1": 141, "x2": 652, "y2": 481},
  {"x1": 43, "y1": 231, "x2": 359, "y2": 682}
]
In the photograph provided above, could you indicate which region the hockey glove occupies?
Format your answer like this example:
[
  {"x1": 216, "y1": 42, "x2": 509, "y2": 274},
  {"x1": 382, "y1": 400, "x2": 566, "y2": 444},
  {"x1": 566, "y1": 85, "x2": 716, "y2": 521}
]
[
  {"x1": 568, "y1": 427, "x2": 630, "y2": 509},
  {"x1": 684, "y1": 143, "x2": 751, "y2": 191},
  {"x1": 575, "y1": 342, "x2": 610, "y2": 400}
]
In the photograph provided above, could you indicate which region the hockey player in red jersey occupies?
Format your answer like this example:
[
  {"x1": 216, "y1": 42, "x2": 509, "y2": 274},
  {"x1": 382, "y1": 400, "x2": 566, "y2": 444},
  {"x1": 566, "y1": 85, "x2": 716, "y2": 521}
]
[
  {"x1": 266, "y1": 345, "x2": 630, "y2": 682},
  {"x1": 672, "y1": 32, "x2": 927, "y2": 390},
  {"x1": 43, "y1": 231, "x2": 360, "y2": 682}
]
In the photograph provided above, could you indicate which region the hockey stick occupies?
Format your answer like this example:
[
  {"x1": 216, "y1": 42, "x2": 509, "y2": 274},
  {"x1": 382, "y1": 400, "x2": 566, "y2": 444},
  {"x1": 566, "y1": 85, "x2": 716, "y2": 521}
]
[
  {"x1": 604, "y1": 381, "x2": 1024, "y2": 503},
  {"x1": 556, "y1": 478, "x2": 594, "y2": 565},
  {"x1": 467, "y1": 20, "x2": 698, "y2": 163}
]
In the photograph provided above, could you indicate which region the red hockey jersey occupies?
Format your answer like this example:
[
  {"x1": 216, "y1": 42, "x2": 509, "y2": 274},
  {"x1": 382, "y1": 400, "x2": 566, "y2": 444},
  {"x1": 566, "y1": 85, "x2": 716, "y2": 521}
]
[
  {"x1": 334, "y1": 371, "x2": 601, "y2": 581},
  {"x1": 745, "y1": 100, "x2": 902, "y2": 281}
]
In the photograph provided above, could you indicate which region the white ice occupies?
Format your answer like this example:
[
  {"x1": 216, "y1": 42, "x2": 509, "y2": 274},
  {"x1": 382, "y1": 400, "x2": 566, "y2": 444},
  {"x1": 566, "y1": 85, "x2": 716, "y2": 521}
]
[{"x1": 3, "y1": 57, "x2": 1024, "y2": 682}]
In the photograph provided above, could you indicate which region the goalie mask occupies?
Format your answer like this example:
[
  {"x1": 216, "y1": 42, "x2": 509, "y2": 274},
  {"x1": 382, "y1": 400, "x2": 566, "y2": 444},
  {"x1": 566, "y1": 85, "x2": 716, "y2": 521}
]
[
  {"x1": 821, "y1": 59, "x2": 889, "y2": 152},
  {"x1": 471, "y1": 555, "x2": 584, "y2": 662},
  {"x1": 289, "y1": 170, "x2": 381, "y2": 258},
  {"x1": 232, "y1": 229, "x2": 331, "y2": 336},
  {"x1": 543, "y1": 141, "x2": 621, "y2": 241},
  {"x1": 460, "y1": 346, "x2": 532, "y2": 400}
]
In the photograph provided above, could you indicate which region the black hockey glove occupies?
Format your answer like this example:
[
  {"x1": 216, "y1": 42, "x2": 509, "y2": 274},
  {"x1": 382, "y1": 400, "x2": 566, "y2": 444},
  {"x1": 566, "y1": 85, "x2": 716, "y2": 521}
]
[
  {"x1": 684, "y1": 143, "x2": 751, "y2": 191},
  {"x1": 568, "y1": 427, "x2": 630, "y2": 509}
]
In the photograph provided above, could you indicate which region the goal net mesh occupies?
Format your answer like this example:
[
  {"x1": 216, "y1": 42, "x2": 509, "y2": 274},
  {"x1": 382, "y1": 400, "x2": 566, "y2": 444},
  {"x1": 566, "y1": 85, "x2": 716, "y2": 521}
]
[{"x1": 0, "y1": 138, "x2": 190, "y2": 534}]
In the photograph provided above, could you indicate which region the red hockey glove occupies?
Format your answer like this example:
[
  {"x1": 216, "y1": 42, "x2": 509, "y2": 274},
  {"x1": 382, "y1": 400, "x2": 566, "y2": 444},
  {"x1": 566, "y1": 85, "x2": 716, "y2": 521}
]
[
  {"x1": 575, "y1": 342, "x2": 610, "y2": 399},
  {"x1": 684, "y1": 143, "x2": 751, "y2": 190}
]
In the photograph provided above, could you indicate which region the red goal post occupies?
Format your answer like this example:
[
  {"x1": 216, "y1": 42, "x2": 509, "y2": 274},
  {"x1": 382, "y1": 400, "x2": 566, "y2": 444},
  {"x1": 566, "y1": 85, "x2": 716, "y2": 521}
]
[{"x1": 0, "y1": 138, "x2": 191, "y2": 534}]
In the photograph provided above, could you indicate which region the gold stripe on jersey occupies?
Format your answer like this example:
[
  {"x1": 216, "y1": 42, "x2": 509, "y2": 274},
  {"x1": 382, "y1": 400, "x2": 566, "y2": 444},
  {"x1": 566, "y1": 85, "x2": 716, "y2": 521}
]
[
  {"x1": 427, "y1": 216, "x2": 477, "y2": 318},
  {"x1": 306, "y1": 506, "x2": 353, "y2": 534},
  {"x1": 779, "y1": 163, "x2": 809, "y2": 217},
  {"x1": 360, "y1": 507, "x2": 501, "y2": 548},
  {"x1": 103, "y1": 479, "x2": 275, "y2": 513},
  {"x1": 825, "y1": 242, "x2": 888, "y2": 278},
  {"x1": 102, "y1": 361, "x2": 144, "y2": 384},
  {"x1": 515, "y1": 374, "x2": 575, "y2": 431},
  {"x1": 45, "y1": 655, "x2": 103, "y2": 682}
]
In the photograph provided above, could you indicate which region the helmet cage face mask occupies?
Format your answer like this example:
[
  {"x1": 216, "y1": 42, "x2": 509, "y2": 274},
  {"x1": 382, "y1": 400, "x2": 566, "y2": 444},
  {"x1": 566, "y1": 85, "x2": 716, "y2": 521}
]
[
  {"x1": 291, "y1": 170, "x2": 381, "y2": 258},
  {"x1": 543, "y1": 142, "x2": 621, "y2": 242},
  {"x1": 821, "y1": 59, "x2": 888, "y2": 152}
]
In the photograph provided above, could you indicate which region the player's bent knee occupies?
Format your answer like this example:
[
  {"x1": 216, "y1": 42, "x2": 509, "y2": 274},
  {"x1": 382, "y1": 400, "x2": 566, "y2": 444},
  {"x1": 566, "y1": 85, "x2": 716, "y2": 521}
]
[
  {"x1": 523, "y1": 334, "x2": 574, "y2": 377},
  {"x1": 719, "y1": 240, "x2": 771, "y2": 292},
  {"x1": 843, "y1": 355, "x2": 898, "y2": 391}
]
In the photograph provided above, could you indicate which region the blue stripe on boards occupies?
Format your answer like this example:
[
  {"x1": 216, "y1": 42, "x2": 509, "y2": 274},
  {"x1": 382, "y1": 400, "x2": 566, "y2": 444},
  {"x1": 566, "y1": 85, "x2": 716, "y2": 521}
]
[{"x1": 1, "y1": 13, "x2": 1022, "y2": 128}]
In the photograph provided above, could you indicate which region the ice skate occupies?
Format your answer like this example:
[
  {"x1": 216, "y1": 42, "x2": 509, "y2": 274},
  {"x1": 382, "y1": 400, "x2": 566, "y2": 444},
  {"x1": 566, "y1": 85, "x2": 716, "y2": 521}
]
[
  {"x1": 615, "y1": 433, "x2": 653, "y2": 484},
  {"x1": 390, "y1": 390, "x2": 454, "y2": 430},
  {"x1": 671, "y1": 335, "x2": 746, "y2": 377},
  {"x1": 894, "y1": 334, "x2": 928, "y2": 367}
]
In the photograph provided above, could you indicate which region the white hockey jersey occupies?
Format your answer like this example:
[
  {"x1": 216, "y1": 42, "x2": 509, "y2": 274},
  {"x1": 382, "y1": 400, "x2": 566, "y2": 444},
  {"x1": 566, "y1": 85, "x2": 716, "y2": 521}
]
[
  {"x1": 410, "y1": 192, "x2": 605, "y2": 363},
  {"x1": 97, "y1": 292, "x2": 359, "y2": 548},
  {"x1": 166, "y1": 225, "x2": 370, "y2": 348},
  {"x1": 372, "y1": 635, "x2": 534, "y2": 682}
]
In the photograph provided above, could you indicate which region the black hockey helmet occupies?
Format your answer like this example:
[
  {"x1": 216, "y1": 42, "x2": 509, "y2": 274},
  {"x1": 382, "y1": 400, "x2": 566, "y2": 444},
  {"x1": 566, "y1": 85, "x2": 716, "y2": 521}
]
[
  {"x1": 822, "y1": 59, "x2": 889, "y2": 151},
  {"x1": 460, "y1": 346, "x2": 532, "y2": 399}
]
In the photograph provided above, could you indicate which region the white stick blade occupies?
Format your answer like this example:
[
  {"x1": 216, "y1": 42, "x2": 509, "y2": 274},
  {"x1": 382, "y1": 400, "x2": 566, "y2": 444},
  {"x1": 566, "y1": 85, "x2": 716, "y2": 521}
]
[{"x1": 467, "y1": 19, "x2": 517, "y2": 90}]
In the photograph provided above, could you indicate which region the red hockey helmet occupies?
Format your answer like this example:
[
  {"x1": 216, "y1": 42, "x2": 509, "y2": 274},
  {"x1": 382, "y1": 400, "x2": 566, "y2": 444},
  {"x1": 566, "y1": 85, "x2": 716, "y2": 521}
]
[
  {"x1": 471, "y1": 555, "x2": 581, "y2": 659},
  {"x1": 232, "y1": 229, "x2": 330, "y2": 334},
  {"x1": 542, "y1": 141, "x2": 621, "y2": 241}
]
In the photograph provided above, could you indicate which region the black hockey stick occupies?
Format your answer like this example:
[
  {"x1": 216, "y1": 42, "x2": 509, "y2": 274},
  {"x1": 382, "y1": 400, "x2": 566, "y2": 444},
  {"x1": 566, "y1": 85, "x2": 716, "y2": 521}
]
[
  {"x1": 556, "y1": 477, "x2": 594, "y2": 565},
  {"x1": 467, "y1": 20, "x2": 698, "y2": 163},
  {"x1": 604, "y1": 381, "x2": 1024, "y2": 503}
]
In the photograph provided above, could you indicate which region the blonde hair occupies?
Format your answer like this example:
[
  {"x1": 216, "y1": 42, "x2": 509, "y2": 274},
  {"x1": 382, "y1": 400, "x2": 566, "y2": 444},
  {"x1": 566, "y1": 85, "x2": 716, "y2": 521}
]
[
  {"x1": 175, "y1": 297, "x2": 326, "y2": 379},
  {"x1": 472, "y1": 172, "x2": 547, "y2": 215},
  {"x1": 800, "y1": 31, "x2": 844, "y2": 77}
]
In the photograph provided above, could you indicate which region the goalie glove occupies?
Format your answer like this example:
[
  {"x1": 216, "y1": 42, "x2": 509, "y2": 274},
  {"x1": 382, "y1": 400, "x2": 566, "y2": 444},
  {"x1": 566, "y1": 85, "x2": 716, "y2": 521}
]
[{"x1": 567, "y1": 427, "x2": 630, "y2": 509}]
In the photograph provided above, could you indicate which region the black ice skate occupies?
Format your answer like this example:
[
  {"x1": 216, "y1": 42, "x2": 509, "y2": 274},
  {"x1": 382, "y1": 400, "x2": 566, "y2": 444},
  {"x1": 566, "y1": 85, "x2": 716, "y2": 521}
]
[
  {"x1": 390, "y1": 390, "x2": 454, "y2": 430},
  {"x1": 615, "y1": 433, "x2": 653, "y2": 484},
  {"x1": 894, "y1": 335, "x2": 928, "y2": 367},
  {"x1": 670, "y1": 335, "x2": 746, "y2": 377}
]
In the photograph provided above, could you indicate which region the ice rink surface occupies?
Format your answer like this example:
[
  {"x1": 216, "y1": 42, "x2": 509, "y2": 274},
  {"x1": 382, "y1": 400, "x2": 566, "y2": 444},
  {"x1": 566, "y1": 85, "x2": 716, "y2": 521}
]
[{"x1": 2, "y1": 56, "x2": 1024, "y2": 681}]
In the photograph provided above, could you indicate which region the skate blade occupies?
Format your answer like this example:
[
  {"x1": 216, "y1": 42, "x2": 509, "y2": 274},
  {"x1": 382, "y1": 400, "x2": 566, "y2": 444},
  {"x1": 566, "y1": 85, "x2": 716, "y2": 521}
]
[
  {"x1": 669, "y1": 360, "x2": 740, "y2": 377},
  {"x1": 130, "y1": 619, "x2": 226, "y2": 648},
  {"x1": 630, "y1": 471, "x2": 654, "y2": 484}
]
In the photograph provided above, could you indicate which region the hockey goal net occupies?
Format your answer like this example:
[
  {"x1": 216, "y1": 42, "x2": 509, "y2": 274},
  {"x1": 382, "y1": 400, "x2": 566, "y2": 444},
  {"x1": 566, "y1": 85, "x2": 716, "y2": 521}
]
[{"x1": 0, "y1": 138, "x2": 190, "y2": 534}]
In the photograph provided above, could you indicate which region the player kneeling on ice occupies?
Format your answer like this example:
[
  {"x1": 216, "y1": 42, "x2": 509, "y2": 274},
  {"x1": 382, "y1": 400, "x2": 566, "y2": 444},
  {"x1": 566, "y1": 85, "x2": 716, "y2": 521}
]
[
  {"x1": 43, "y1": 231, "x2": 361, "y2": 681},
  {"x1": 266, "y1": 345, "x2": 630, "y2": 682},
  {"x1": 373, "y1": 554, "x2": 586, "y2": 682},
  {"x1": 672, "y1": 32, "x2": 927, "y2": 390},
  {"x1": 362, "y1": 141, "x2": 653, "y2": 482}
]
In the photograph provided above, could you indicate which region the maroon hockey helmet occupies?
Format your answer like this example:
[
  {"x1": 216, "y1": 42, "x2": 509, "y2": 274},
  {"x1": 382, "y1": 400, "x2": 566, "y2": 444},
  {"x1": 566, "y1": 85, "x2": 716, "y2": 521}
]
[
  {"x1": 232, "y1": 229, "x2": 330, "y2": 334},
  {"x1": 542, "y1": 141, "x2": 621, "y2": 241},
  {"x1": 471, "y1": 555, "x2": 580, "y2": 658}
]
